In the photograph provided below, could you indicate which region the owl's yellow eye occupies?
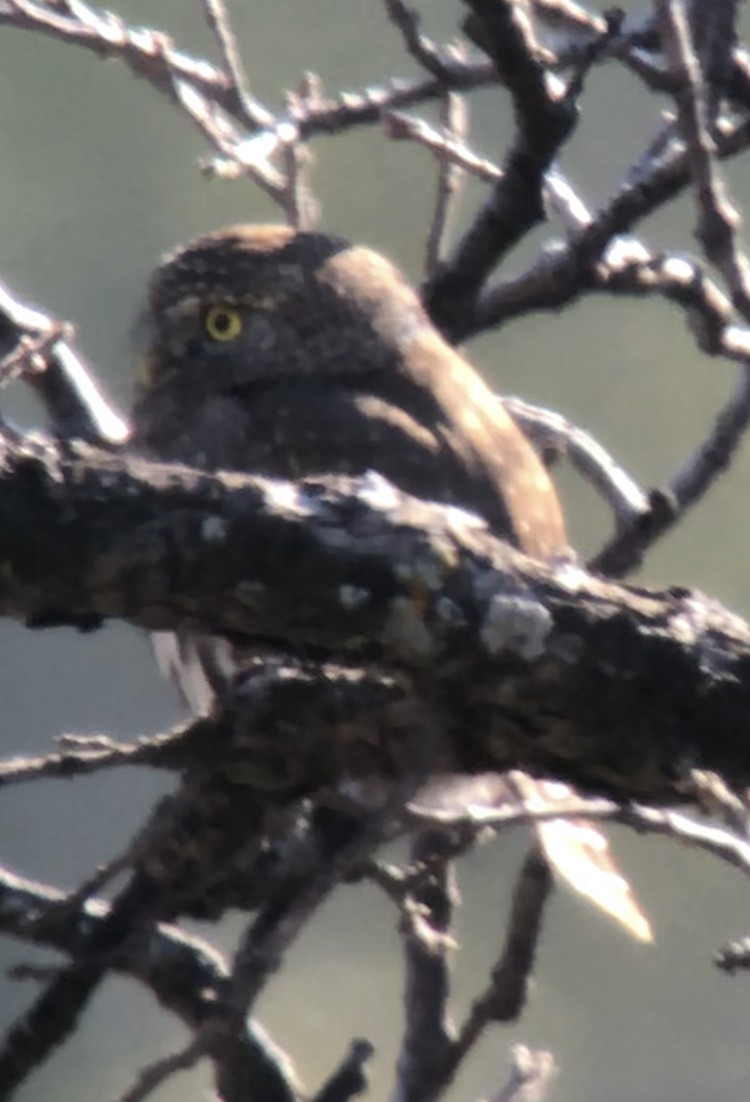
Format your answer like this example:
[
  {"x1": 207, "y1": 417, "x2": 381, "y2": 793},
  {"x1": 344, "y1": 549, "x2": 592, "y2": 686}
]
[{"x1": 204, "y1": 305, "x2": 243, "y2": 342}]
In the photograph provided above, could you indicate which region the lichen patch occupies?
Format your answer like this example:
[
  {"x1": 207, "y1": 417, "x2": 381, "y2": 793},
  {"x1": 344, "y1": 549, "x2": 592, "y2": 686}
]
[{"x1": 480, "y1": 593, "x2": 552, "y2": 659}]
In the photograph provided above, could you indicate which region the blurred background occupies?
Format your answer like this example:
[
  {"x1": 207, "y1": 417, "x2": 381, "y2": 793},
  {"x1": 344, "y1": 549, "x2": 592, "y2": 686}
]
[{"x1": 1, "y1": 2, "x2": 750, "y2": 1099}]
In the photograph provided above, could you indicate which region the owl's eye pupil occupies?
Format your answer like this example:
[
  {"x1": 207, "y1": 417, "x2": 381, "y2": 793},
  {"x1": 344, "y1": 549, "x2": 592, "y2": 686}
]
[{"x1": 204, "y1": 305, "x2": 243, "y2": 341}]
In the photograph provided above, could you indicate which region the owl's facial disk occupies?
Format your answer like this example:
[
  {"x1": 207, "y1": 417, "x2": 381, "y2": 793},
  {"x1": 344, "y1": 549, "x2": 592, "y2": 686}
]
[
  {"x1": 139, "y1": 292, "x2": 321, "y2": 396},
  {"x1": 137, "y1": 224, "x2": 431, "y2": 396}
]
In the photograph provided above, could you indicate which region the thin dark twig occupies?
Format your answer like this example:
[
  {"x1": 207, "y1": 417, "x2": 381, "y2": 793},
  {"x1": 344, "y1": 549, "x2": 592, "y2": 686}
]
[
  {"x1": 425, "y1": 0, "x2": 580, "y2": 341},
  {"x1": 533, "y1": 0, "x2": 607, "y2": 38},
  {"x1": 0, "y1": 872, "x2": 159, "y2": 1099},
  {"x1": 446, "y1": 846, "x2": 553, "y2": 1080},
  {"x1": 211, "y1": 721, "x2": 441, "y2": 1064},
  {"x1": 384, "y1": 0, "x2": 459, "y2": 81},
  {"x1": 393, "y1": 830, "x2": 457, "y2": 1101},
  {"x1": 389, "y1": 90, "x2": 750, "y2": 549},
  {"x1": 688, "y1": 0, "x2": 739, "y2": 120},
  {"x1": 224, "y1": 807, "x2": 403, "y2": 1019},
  {"x1": 32, "y1": 852, "x2": 133, "y2": 940},
  {"x1": 112, "y1": 1033, "x2": 209, "y2": 1102},
  {"x1": 280, "y1": 138, "x2": 309, "y2": 230},
  {"x1": 0, "y1": 871, "x2": 298, "y2": 1102},
  {"x1": 312, "y1": 1039, "x2": 375, "y2": 1102},
  {"x1": 590, "y1": 361, "x2": 750, "y2": 575},
  {"x1": 473, "y1": 110, "x2": 750, "y2": 335}
]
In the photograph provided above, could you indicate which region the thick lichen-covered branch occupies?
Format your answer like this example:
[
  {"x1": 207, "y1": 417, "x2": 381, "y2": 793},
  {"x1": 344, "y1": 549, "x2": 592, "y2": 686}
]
[{"x1": 1, "y1": 434, "x2": 750, "y2": 804}]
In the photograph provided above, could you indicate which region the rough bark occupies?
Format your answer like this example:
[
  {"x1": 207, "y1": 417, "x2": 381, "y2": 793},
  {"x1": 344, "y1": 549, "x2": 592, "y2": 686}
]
[{"x1": 1, "y1": 433, "x2": 748, "y2": 804}]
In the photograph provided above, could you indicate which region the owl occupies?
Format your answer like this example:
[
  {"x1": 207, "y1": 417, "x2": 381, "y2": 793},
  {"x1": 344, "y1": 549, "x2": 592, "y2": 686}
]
[{"x1": 131, "y1": 224, "x2": 566, "y2": 711}]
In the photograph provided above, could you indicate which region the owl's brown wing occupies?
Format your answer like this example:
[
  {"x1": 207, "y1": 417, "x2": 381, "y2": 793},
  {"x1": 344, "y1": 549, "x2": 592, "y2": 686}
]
[
  {"x1": 230, "y1": 379, "x2": 525, "y2": 534},
  {"x1": 135, "y1": 376, "x2": 550, "y2": 541},
  {"x1": 228, "y1": 374, "x2": 566, "y2": 557},
  {"x1": 392, "y1": 327, "x2": 567, "y2": 560}
]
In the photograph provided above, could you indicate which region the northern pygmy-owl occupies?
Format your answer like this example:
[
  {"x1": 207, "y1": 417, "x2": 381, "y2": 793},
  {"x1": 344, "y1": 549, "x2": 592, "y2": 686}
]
[
  {"x1": 130, "y1": 224, "x2": 567, "y2": 710},
  {"x1": 128, "y1": 242, "x2": 645, "y2": 940}
]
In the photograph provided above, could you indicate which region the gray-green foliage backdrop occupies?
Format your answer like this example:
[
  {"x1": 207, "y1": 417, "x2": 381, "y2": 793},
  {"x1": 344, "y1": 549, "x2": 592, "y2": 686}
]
[{"x1": 1, "y1": 3, "x2": 750, "y2": 1100}]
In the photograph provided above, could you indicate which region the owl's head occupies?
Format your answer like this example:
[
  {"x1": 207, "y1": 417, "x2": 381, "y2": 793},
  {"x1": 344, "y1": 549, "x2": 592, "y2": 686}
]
[{"x1": 138, "y1": 225, "x2": 431, "y2": 395}]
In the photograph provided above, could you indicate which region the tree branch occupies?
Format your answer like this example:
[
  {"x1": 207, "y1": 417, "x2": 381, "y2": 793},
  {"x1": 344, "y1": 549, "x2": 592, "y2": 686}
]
[
  {"x1": 1, "y1": 435, "x2": 750, "y2": 803},
  {"x1": 0, "y1": 866, "x2": 301, "y2": 1102}
]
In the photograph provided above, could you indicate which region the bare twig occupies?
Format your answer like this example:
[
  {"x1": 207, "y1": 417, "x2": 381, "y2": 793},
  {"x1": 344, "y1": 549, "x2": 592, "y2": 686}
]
[
  {"x1": 0, "y1": 0, "x2": 237, "y2": 112},
  {"x1": 532, "y1": 0, "x2": 606, "y2": 38},
  {"x1": 382, "y1": 113, "x2": 597, "y2": 241},
  {"x1": 0, "y1": 0, "x2": 498, "y2": 153},
  {"x1": 504, "y1": 395, "x2": 649, "y2": 528},
  {"x1": 312, "y1": 1039, "x2": 375, "y2": 1102},
  {"x1": 515, "y1": 235, "x2": 750, "y2": 573},
  {"x1": 0, "y1": 321, "x2": 72, "y2": 389},
  {"x1": 448, "y1": 846, "x2": 553, "y2": 1071},
  {"x1": 715, "y1": 935, "x2": 750, "y2": 973},
  {"x1": 394, "y1": 830, "x2": 457, "y2": 1102},
  {"x1": 2, "y1": 0, "x2": 284, "y2": 198},
  {"x1": 409, "y1": 792, "x2": 750, "y2": 883},
  {"x1": 473, "y1": 110, "x2": 750, "y2": 335},
  {"x1": 0, "y1": 657, "x2": 430, "y2": 1096},
  {"x1": 278, "y1": 75, "x2": 323, "y2": 230},
  {"x1": 112, "y1": 1033, "x2": 209, "y2": 1102},
  {"x1": 176, "y1": 816, "x2": 390, "y2": 1094},
  {"x1": 353, "y1": 90, "x2": 750, "y2": 573},
  {"x1": 383, "y1": 107, "x2": 501, "y2": 183},
  {"x1": 176, "y1": 78, "x2": 286, "y2": 198},
  {"x1": 34, "y1": 852, "x2": 134, "y2": 941},
  {"x1": 424, "y1": 93, "x2": 468, "y2": 276},
  {"x1": 432, "y1": 130, "x2": 750, "y2": 576},
  {"x1": 279, "y1": 137, "x2": 311, "y2": 230},
  {"x1": 689, "y1": 768, "x2": 750, "y2": 836},
  {"x1": 489, "y1": 1044, "x2": 556, "y2": 1102},
  {"x1": 687, "y1": 0, "x2": 739, "y2": 119},
  {"x1": 222, "y1": 758, "x2": 436, "y2": 1025},
  {"x1": 591, "y1": 356, "x2": 750, "y2": 575},
  {"x1": 384, "y1": 0, "x2": 458, "y2": 80},
  {"x1": 426, "y1": 0, "x2": 579, "y2": 340},
  {"x1": 4, "y1": 869, "x2": 302, "y2": 1102},
  {"x1": 0, "y1": 277, "x2": 127, "y2": 444},
  {"x1": 200, "y1": 0, "x2": 273, "y2": 129},
  {"x1": 0, "y1": 871, "x2": 162, "y2": 1097},
  {"x1": 658, "y1": 0, "x2": 750, "y2": 317},
  {"x1": 0, "y1": 727, "x2": 192, "y2": 787}
]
